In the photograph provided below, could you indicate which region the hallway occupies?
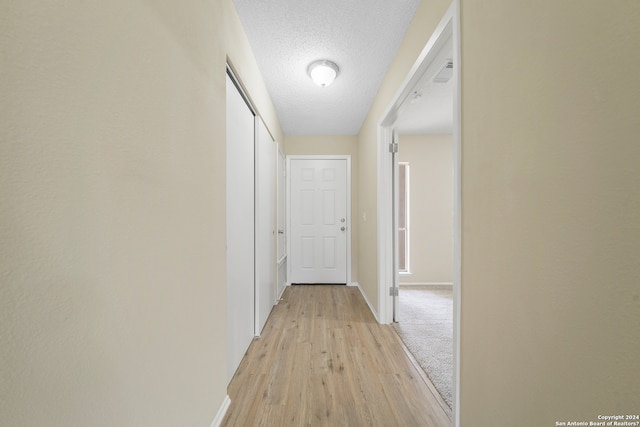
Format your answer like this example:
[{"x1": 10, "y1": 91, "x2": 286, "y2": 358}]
[{"x1": 222, "y1": 285, "x2": 451, "y2": 426}]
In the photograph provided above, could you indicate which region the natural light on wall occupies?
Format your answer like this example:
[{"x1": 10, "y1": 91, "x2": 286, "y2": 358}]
[
  {"x1": 399, "y1": 162, "x2": 410, "y2": 273},
  {"x1": 308, "y1": 60, "x2": 339, "y2": 87}
]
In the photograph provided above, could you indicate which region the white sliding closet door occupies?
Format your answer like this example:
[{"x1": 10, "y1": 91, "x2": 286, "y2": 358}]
[
  {"x1": 276, "y1": 148, "x2": 287, "y2": 298},
  {"x1": 226, "y1": 73, "x2": 255, "y2": 384},
  {"x1": 255, "y1": 118, "x2": 275, "y2": 335}
]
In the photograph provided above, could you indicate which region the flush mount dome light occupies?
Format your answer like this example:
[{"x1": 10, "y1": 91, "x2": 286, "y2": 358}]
[{"x1": 308, "y1": 60, "x2": 339, "y2": 87}]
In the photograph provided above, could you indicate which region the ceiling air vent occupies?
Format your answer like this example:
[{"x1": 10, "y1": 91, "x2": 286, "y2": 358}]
[{"x1": 433, "y1": 60, "x2": 453, "y2": 83}]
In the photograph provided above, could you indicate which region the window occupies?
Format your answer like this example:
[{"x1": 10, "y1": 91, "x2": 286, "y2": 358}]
[{"x1": 398, "y1": 162, "x2": 410, "y2": 273}]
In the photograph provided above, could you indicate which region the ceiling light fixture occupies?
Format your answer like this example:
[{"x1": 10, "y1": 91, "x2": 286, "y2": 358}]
[{"x1": 308, "y1": 60, "x2": 339, "y2": 87}]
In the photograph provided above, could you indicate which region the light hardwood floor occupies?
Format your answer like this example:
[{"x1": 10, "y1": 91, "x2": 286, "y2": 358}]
[{"x1": 222, "y1": 285, "x2": 451, "y2": 427}]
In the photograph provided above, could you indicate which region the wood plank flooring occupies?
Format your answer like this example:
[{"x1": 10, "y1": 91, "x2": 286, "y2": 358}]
[{"x1": 222, "y1": 285, "x2": 451, "y2": 427}]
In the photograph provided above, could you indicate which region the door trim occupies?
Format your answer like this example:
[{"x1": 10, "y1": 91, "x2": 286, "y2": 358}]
[
  {"x1": 286, "y1": 155, "x2": 352, "y2": 286},
  {"x1": 375, "y1": 2, "x2": 461, "y2": 425}
]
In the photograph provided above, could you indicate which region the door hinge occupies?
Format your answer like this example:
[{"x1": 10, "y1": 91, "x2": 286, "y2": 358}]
[
  {"x1": 389, "y1": 142, "x2": 398, "y2": 153},
  {"x1": 389, "y1": 286, "x2": 399, "y2": 296}
]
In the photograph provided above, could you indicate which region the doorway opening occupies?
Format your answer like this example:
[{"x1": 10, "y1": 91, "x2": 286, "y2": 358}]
[{"x1": 376, "y1": 2, "x2": 461, "y2": 425}]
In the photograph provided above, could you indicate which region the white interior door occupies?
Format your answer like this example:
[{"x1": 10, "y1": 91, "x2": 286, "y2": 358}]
[
  {"x1": 289, "y1": 158, "x2": 348, "y2": 284},
  {"x1": 225, "y1": 73, "x2": 255, "y2": 384},
  {"x1": 277, "y1": 149, "x2": 286, "y2": 262},
  {"x1": 276, "y1": 147, "x2": 287, "y2": 297},
  {"x1": 255, "y1": 117, "x2": 275, "y2": 335}
]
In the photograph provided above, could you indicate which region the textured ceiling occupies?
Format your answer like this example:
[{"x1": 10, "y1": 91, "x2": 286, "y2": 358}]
[{"x1": 233, "y1": 0, "x2": 420, "y2": 135}]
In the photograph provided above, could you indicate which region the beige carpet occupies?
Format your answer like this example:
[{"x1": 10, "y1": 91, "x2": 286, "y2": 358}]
[{"x1": 393, "y1": 286, "x2": 453, "y2": 408}]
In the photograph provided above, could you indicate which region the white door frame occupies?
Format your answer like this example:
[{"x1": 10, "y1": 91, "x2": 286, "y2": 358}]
[
  {"x1": 286, "y1": 155, "x2": 352, "y2": 286},
  {"x1": 376, "y1": 2, "x2": 461, "y2": 425}
]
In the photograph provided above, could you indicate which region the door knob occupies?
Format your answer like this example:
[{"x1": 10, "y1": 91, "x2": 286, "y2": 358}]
[
  {"x1": 340, "y1": 226, "x2": 346, "y2": 231},
  {"x1": 278, "y1": 229, "x2": 284, "y2": 234}
]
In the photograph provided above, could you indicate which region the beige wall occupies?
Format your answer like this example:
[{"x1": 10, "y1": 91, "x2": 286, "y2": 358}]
[
  {"x1": 460, "y1": 1, "x2": 640, "y2": 425},
  {"x1": 0, "y1": 0, "x2": 282, "y2": 425},
  {"x1": 285, "y1": 135, "x2": 359, "y2": 282},
  {"x1": 358, "y1": 0, "x2": 640, "y2": 422},
  {"x1": 357, "y1": 0, "x2": 452, "y2": 312},
  {"x1": 398, "y1": 134, "x2": 453, "y2": 284}
]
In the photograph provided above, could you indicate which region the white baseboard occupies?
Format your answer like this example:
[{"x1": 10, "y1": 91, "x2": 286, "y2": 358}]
[
  {"x1": 210, "y1": 395, "x2": 231, "y2": 427},
  {"x1": 277, "y1": 284, "x2": 287, "y2": 300},
  {"x1": 352, "y1": 282, "x2": 380, "y2": 322}
]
